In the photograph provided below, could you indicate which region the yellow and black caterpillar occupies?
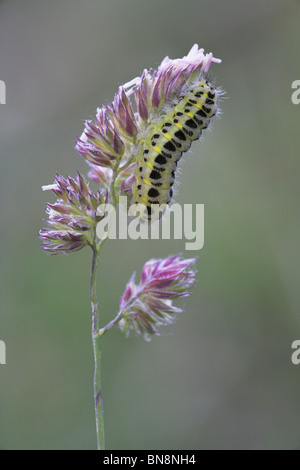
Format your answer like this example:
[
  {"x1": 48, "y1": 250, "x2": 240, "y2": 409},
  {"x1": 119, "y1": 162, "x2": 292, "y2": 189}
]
[{"x1": 132, "y1": 78, "x2": 218, "y2": 220}]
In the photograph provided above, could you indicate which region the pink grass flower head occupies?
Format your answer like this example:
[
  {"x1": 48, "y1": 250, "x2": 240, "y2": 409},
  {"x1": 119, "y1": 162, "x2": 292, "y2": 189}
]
[
  {"x1": 75, "y1": 92, "x2": 138, "y2": 167},
  {"x1": 40, "y1": 173, "x2": 107, "y2": 254},
  {"x1": 119, "y1": 255, "x2": 197, "y2": 341},
  {"x1": 75, "y1": 45, "x2": 221, "y2": 205},
  {"x1": 123, "y1": 44, "x2": 221, "y2": 120}
]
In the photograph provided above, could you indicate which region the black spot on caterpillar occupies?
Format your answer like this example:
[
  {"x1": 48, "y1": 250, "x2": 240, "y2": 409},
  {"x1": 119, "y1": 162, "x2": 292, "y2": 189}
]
[{"x1": 132, "y1": 77, "x2": 219, "y2": 220}]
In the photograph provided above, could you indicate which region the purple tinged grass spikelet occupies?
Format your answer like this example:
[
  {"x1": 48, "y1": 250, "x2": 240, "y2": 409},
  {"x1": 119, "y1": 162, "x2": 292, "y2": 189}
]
[
  {"x1": 108, "y1": 88, "x2": 138, "y2": 139},
  {"x1": 40, "y1": 173, "x2": 107, "y2": 254},
  {"x1": 118, "y1": 255, "x2": 197, "y2": 341},
  {"x1": 123, "y1": 45, "x2": 221, "y2": 117},
  {"x1": 76, "y1": 92, "x2": 138, "y2": 169}
]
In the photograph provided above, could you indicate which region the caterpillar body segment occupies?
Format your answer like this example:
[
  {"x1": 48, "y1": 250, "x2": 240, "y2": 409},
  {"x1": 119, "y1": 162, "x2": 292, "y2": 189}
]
[{"x1": 132, "y1": 79, "x2": 218, "y2": 221}]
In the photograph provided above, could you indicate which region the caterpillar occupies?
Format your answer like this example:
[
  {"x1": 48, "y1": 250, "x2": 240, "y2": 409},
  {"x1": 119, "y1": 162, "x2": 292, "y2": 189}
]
[{"x1": 131, "y1": 77, "x2": 219, "y2": 221}]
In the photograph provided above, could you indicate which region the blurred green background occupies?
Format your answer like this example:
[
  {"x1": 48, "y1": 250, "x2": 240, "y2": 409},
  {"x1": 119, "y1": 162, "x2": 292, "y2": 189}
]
[{"x1": 0, "y1": 0, "x2": 299, "y2": 450}]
